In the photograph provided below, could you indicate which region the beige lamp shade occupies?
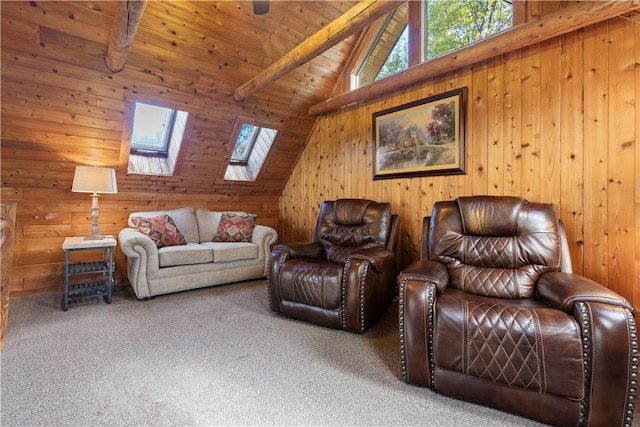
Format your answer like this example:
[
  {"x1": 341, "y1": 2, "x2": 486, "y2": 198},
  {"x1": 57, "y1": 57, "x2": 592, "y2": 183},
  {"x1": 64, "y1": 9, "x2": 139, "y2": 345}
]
[
  {"x1": 71, "y1": 166, "x2": 117, "y2": 240},
  {"x1": 72, "y1": 166, "x2": 118, "y2": 194}
]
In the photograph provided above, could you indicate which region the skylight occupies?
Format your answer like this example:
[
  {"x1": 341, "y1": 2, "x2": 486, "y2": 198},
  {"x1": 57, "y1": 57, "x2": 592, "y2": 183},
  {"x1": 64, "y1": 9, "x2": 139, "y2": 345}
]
[
  {"x1": 231, "y1": 124, "x2": 260, "y2": 164},
  {"x1": 131, "y1": 103, "x2": 175, "y2": 155},
  {"x1": 125, "y1": 101, "x2": 189, "y2": 176},
  {"x1": 225, "y1": 121, "x2": 278, "y2": 181}
]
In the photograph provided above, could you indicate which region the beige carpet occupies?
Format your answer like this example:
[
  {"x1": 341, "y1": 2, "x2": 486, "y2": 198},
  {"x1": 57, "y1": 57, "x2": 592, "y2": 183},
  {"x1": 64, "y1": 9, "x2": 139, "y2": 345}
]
[{"x1": 2, "y1": 280, "x2": 552, "y2": 426}]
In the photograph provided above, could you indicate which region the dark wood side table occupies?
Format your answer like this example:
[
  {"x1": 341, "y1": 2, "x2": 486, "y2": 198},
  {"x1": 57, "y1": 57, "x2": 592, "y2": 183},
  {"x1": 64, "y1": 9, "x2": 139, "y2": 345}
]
[{"x1": 62, "y1": 236, "x2": 116, "y2": 311}]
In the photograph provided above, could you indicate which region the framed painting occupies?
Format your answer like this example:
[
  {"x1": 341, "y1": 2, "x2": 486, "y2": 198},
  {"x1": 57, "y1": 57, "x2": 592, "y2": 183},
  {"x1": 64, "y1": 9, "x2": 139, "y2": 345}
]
[{"x1": 372, "y1": 87, "x2": 467, "y2": 180}]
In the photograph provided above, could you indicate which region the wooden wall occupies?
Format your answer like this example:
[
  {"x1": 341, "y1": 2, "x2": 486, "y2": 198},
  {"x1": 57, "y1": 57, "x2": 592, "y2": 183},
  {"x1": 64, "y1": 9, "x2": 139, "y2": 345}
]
[
  {"x1": 279, "y1": 15, "x2": 640, "y2": 310},
  {"x1": 1, "y1": 0, "x2": 337, "y2": 298},
  {"x1": 0, "y1": 187, "x2": 278, "y2": 297},
  {"x1": 1, "y1": 1, "x2": 638, "y2": 310}
]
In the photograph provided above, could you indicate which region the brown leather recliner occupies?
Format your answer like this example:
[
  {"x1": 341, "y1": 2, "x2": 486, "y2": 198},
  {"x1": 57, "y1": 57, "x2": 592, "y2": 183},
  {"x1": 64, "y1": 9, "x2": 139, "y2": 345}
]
[
  {"x1": 268, "y1": 199, "x2": 399, "y2": 333},
  {"x1": 398, "y1": 196, "x2": 637, "y2": 427}
]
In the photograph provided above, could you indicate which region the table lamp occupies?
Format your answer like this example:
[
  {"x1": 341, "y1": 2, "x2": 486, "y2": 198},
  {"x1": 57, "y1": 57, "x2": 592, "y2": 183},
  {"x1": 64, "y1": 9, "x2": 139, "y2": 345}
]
[{"x1": 71, "y1": 166, "x2": 118, "y2": 240}]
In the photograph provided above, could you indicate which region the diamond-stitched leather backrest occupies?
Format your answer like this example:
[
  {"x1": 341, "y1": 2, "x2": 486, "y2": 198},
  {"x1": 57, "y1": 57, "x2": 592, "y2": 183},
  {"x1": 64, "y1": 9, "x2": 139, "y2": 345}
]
[
  {"x1": 429, "y1": 196, "x2": 561, "y2": 298},
  {"x1": 313, "y1": 199, "x2": 391, "y2": 262}
]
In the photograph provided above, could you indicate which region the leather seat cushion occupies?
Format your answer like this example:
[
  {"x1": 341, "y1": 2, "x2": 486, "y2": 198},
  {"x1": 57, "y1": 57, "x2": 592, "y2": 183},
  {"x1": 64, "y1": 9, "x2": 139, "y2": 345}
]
[
  {"x1": 434, "y1": 289, "x2": 584, "y2": 399},
  {"x1": 277, "y1": 260, "x2": 343, "y2": 310}
]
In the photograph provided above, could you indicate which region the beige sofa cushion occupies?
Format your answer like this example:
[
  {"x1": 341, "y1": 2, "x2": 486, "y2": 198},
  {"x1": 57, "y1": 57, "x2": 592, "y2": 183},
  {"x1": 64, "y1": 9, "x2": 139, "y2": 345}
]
[
  {"x1": 200, "y1": 241, "x2": 258, "y2": 263},
  {"x1": 129, "y1": 207, "x2": 199, "y2": 243},
  {"x1": 158, "y1": 243, "x2": 213, "y2": 268}
]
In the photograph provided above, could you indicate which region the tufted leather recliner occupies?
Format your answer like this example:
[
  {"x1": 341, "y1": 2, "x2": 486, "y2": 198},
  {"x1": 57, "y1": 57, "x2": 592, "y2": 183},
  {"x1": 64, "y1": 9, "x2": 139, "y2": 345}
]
[
  {"x1": 268, "y1": 199, "x2": 399, "y2": 333},
  {"x1": 398, "y1": 196, "x2": 637, "y2": 427}
]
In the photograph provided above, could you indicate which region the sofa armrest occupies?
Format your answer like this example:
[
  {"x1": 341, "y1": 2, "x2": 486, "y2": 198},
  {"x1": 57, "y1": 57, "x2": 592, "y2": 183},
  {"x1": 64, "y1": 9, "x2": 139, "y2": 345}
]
[
  {"x1": 272, "y1": 242, "x2": 324, "y2": 260},
  {"x1": 118, "y1": 227, "x2": 160, "y2": 298},
  {"x1": 119, "y1": 228, "x2": 159, "y2": 260},
  {"x1": 398, "y1": 260, "x2": 450, "y2": 294},
  {"x1": 251, "y1": 224, "x2": 278, "y2": 259},
  {"x1": 342, "y1": 247, "x2": 398, "y2": 333},
  {"x1": 347, "y1": 247, "x2": 395, "y2": 273},
  {"x1": 537, "y1": 271, "x2": 634, "y2": 313},
  {"x1": 251, "y1": 224, "x2": 278, "y2": 278},
  {"x1": 537, "y1": 271, "x2": 636, "y2": 425}
]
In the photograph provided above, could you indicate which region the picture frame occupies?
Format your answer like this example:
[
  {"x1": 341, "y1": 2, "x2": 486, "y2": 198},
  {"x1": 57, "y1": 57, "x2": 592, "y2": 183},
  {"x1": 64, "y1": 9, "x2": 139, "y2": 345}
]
[{"x1": 372, "y1": 87, "x2": 467, "y2": 180}]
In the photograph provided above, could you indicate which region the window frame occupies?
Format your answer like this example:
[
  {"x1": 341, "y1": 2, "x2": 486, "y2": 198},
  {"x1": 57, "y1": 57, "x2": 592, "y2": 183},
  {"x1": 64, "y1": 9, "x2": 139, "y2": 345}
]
[
  {"x1": 354, "y1": 3, "x2": 409, "y2": 88},
  {"x1": 230, "y1": 124, "x2": 260, "y2": 166},
  {"x1": 225, "y1": 118, "x2": 279, "y2": 182},
  {"x1": 129, "y1": 102, "x2": 177, "y2": 157},
  {"x1": 421, "y1": 0, "x2": 514, "y2": 62},
  {"x1": 119, "y1": 99, "x2": 191, "y2": 177},
  {"x1": 351, "y1": 0, "x2": 514, "y2": 90}
]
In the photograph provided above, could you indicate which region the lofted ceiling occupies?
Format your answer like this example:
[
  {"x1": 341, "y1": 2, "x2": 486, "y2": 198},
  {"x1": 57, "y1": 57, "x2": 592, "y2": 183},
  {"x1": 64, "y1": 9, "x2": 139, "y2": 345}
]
[{"x1": 1, "y1": 0, "x2": 370, "y2": 195}]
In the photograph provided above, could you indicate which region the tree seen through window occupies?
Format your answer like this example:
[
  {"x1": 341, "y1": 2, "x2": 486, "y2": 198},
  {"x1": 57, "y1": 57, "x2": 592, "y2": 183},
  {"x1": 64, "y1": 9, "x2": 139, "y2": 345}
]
[
  {"x1": 232, "y1": 124, "x2": 258, "y2": 163},
  {"x1": 368, "y1": 0, "x2": 513, "y2": 84},
  {"x1": 425, "y1": 0, "x2": 512, "y2": 60}
]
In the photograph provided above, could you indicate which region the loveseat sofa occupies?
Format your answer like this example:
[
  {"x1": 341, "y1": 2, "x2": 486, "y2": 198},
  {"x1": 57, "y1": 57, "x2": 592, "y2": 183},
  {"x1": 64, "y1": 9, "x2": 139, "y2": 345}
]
[{"x1": 118, "y1": 207, "x2": 278, "y2": 299}]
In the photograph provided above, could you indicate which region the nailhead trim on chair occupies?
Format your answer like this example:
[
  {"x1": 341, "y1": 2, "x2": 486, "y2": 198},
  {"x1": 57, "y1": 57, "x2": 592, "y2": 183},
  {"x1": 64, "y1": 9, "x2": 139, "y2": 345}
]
[
  {"x1": 576, "y1": 302, "x2": 591, "y2": 427},
  {"x1": 266, "y1": 257, "x2": 272, "y2": 309},
  {"x1": 341, "y1": 259, "x2": 350, "y2": 330},
  {"x1": 576, "y1": 302, "x2": 638, "y2": 427},
  {"x1": 340, "y1": 259, "x2": 369, "y2": 332},
  {"x1": 267, "y1": 250, "x2": 290, "y2": 311},
  {"x1": 358, "y1": 261, "x2": 369, "y2": 333},
  {"x1": 398, "y1": 277, "x2": 408, "y2": 381},
  {"x1": 426, "y1": 283, "x2": 436, "y2": 389},
  {"x1": 625, "y1": 308, "x2": 638, "y2": 427},
  {"x1": 398, "y1": 278, "x2": 436, "y2": 386}
]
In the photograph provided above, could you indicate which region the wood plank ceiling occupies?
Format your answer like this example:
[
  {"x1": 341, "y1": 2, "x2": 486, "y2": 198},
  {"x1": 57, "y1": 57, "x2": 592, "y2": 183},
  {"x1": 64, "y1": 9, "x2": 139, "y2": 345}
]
[{"x1": 1, "y1": 0, "x2": 363, "y2": 195}]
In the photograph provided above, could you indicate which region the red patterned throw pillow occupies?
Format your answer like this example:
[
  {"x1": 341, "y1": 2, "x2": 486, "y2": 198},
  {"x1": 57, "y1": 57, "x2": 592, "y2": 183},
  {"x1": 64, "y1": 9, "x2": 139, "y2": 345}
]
[
  {"x1": 213, "y1": 213, "x2": 256, "y2": 242},
  {"x1": 131, "y1": 214, "x2": 187, "y2": 249}
]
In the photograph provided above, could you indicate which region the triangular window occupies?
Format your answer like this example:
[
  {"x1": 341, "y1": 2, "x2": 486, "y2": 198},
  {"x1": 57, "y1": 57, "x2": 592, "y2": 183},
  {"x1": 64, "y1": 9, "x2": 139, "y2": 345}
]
[
  {"x1": 376, "y1": 25, "x2": 408, "y2": 81},
  {"x1": 354, "y1": 3, "x2": 409, "y2": 88}
]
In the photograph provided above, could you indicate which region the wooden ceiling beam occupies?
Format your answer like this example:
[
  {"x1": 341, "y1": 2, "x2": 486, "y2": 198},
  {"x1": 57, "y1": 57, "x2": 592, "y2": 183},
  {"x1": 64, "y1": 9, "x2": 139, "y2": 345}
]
[
  {"x1": 309, "y1": 0, "x2": 640, "y2": 116},
  {"x1": 233, "y1": 0, "x2": 404, "y2": 102},
  {"x1": 105, "y1": 0, "x2": 147, "y2": 73}
]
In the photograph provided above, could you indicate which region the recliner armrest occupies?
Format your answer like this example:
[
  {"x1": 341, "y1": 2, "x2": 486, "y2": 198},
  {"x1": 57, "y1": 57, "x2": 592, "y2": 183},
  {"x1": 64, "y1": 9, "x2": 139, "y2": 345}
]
[
  {"x1": 272, "y1": 242, "x2": 323, "y2": 260},
  {"x1": 537, "y1": 271, "x2": 634, "y2": 313},
  {"x1": 347, "y1": 247, "x2": 395, "y2": 272},
  {"x1": 398, "y1": 260, "x2": 449, "y2": 293}
]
